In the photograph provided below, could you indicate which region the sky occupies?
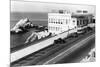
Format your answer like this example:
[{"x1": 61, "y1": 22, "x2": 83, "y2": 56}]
[{"x1": 11, "y1": 0, "x2": 95, "y2": 15}]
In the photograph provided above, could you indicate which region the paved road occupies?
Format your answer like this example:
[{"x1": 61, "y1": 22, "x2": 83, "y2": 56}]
[
  {"x1": 37, "y1": 34, "x2": 95, "y2": 65},
  {"x1": 56, "y1": 38, "x2": 95, "y2": 63},
  {"x1": 11, "y1": 29, "x2": 74, "y2": 63}
]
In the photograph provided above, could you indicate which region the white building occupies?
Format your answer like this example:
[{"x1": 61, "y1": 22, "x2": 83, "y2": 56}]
[{"x1": 48, "y1": 10, "x2": 77, "y2": 35}]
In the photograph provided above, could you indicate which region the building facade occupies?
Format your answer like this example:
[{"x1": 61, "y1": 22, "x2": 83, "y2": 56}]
[{"x1": 48, "y1": 10, "x2": 77, "y2": 35}]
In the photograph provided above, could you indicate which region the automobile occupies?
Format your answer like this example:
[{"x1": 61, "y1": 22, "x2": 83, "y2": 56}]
[{"x1": 54, "y1": 38, "x2": 66, "y2": 44}]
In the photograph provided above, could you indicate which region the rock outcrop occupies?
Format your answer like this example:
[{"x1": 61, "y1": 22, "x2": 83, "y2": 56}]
[{"x1": 11, "y1": 18, "x2": 33, "y2": 34}]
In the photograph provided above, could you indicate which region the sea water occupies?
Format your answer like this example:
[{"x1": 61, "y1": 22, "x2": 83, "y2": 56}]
[{"x1": 10, "y1": 12, "x2": 48, "y2": 49}]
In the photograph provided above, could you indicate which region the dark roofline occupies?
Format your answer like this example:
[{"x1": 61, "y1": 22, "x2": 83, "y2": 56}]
[{"x1": 72, "y1": 13, "x2": 93, "y2": 18}]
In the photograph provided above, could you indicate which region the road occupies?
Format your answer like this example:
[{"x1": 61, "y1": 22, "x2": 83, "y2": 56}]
[
  {"x1": 37, "y1": 33, "x2": 95, "y2": 65},
  {"x1": 11, "y1": 31, "x2": 95, "y2": 67},
  {"x1": 56, "y1": 38, "x2": 95, "y2": 63},
  {"x1": 11, "y1": 29, "x2": 75, "y2": 63}
]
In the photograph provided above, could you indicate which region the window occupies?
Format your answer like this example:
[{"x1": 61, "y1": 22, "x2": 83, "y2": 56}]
[
  {"x1": 73, "y1": 20, "x2": 75, "y2": 22},
  {"x1": 51, "y1": 18, "x2": 52, "y2": 23},
  {"x1": 83, "y1": 20, "x2": 85, "y2": 25},
  {"x1": 77, "y1": 20, "x2": 80, "y2": 26},
  {"x1": 83, "y1": 20, "x2": 84, "y2": 25},
  {"x1": 66, "y1": 19, "x2": 68, "y2": 24},
  {"x1": 58, "y1": 22, "x2": 60, "y2": 24},
  {"x1": 56, "y1": 27, "x2": 57, "y2": 31},
  {"x1": 56, "y1": 22, "x2": 58, "y2": 24},
  {"x1": 79, "y1": 20, "x2": 81, "y2": 25},
  {"x1": 58, "y1": 27, "x2": 59, "y2": 31},
  {"x1": 54, "y1": 19, "x2": 55, "y2": 22},
  {"x1": 56, "y1": 27, "x2": 58, "y2": 31},
  {"x1": 82, "y1": 20, "x2": 83, "y2": 25},
  {"x1": 77, "y1": 20, "x2": 79, "y2": 25}
]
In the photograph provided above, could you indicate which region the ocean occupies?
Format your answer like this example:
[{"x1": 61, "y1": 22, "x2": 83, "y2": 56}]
[
  {"x1": 10, "y1": 12, "x2": 48, "y2": 49},
  {"x1": 10, "y1": 12, "x2": 48, "y2": 29}
]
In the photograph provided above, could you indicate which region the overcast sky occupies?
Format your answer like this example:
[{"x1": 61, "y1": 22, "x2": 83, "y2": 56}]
[{"x1": 11, "y1": 0, "x2": 95, "y2": 15}]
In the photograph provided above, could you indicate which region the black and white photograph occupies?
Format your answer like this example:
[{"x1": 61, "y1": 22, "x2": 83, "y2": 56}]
[{"x1": 10, "y1": 0, "x2": 96, "y2": 67}]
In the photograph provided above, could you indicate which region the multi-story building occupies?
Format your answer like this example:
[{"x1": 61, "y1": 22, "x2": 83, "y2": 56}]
[
  {"x1": 48, "y1": 10, "x2": 77, "y2": 35},
  {"x1": 72, "y1": 10, "x2": 94, "y2": 33}
]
